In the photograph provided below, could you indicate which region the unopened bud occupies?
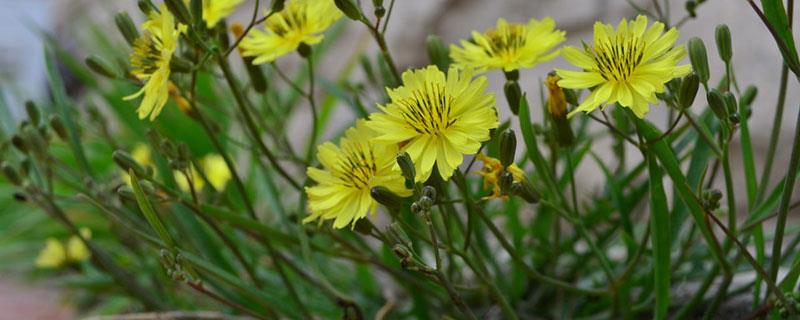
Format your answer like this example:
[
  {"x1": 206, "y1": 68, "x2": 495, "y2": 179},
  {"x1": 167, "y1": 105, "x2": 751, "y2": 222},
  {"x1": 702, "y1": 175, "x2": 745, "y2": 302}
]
[
  {"x1": 417, "y1": 196, "x2": 433, "y2": 211},
  {"x1": 722, "y1": 92, "x2": 737, "y2": 115},
  {"x1": 271, "y1": 0, "x2": 286, "y2": 12},
  {"x1": 137, "y1": 0, "x2": 155, "y2": 14},
  {"x1": 115, "y1": 12, "x2": 140, "y2": 46},
  {"x1": 23, "y1": 102, "x2": 40, "y2": 127},
  {"x1": 86, "y1": 55, "x2": 119, "y2": 79},
  {"x1": 10, "y1": 135, "x2": 28, "y2": 154},
  {"x1": 297, "y1": 43, "x2": 311, "y2": 58},
  {"x1": 741, "y1": 86, "x2": 757, "y2": 107},
  {"x1": 499, "y1": 129, "x2": 516, "y2": 167},
  {"x1": 170, "y1": 57, "x2": 193, "y2": 73},
  {"x1": 113, "y1": 150, "x2": 148, "y2": 178},
  {"x1": 164, "y1": 0, "x2": 192, "y2": 25},
  {"x1": 678, "y1": 73, "x2": 700, "y2": 108},
  {"x1": 421, "y1": 185, "x2": 436, "y2": 201},
  {"x1": 334, "y1": 0, "x2": 363, "y2": 21},
  {"x1": 396, "y1": 152, "x2": 415, "y2": 185},
  {"x1": 190, "y1": 0, "x2": 203, "y2": 27},
  {"x1": 504, "y1": 80, "x2": 522, "y2": 115},
  {"x1": 370, "y1": 186, "x2": 403, "y2": 211},
  {"x1": 1, "y1": 162, "x2": 22, "y2": 186},
  {"x1": 688, "y1": 38, "x2": 709, "y2": 85},
  {"x1": 353, "y1": 218, "x2": 373, "y2": 235},
  {"x1": 706, "y1": 89, "x2": 728, "y2": 121},
  {"x1": 499, "y1": 172, "x2": 513, "y2": 195},
  {"x1": 511, "y1": 181, "x2": 540, "y2": 203},
  {"x1": 385, "y1": 222, "x2": 412, "y2": 248},
  {"x1": 564, "y1": 88, "x2": 579, "y2": 106},
  {"x1": 715, "y1": 24, "x2": 732, "y2": 63},
  {"x1": 426, "y1": 35, "x2": 450, "y2": 71}
]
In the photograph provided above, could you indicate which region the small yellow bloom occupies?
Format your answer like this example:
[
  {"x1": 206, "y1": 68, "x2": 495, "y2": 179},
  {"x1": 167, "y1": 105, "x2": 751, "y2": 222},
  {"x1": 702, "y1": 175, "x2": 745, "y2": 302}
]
[
  {"x1": 35, "y1": 228, "x2": 92, "y2": 269},
  {"x1": 202, "y1": 154, "x2": 232, "y2": 190},
  {"x1": 175, "y1": 165, "x2": 204, "y2": 192},
  {"x1": 556, "y1": 15, "x2": 691, "y2": 118},
  {"x1": 239, "y1": 0, "x2": 342, "y2": 64},
  {"x1": 475, "y1": 154, "x2": 526, "y2": 200},
  {"x1": 367, "y1": 66, "x2": 498, "y2": 182},
  {"x1": 184, "y1": 0, "x2": 243, "y2": 28},
  {"x1": 124, "y1": 4, "x2": 186, "y2": 121},
  {"x1": 450, "y1": 17, "x2": 565, "y2": 72},
  {"x1": 306, "y1": 121, "x2": 411, "y2": 229}
]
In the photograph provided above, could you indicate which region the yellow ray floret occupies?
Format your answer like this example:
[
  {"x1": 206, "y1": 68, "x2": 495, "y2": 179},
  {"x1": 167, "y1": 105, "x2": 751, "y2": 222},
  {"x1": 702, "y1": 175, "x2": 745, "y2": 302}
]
[
  {"x1": 196, "y1": 0, "x2": 243, "y2": 28},
  {"x1": 124, "y1": 4, "x2": 186, "y2": 121},
  {"x1": 475, "y1": 154, "x2": 527, "y2": 200},
  {"x1": 306, "y1": 121, "x2": 411, "y2": 229},
  {"x1": 367, "y1": 66, "x2": 498, "y2": 182},
  {"x1": 450, "y1": 17, "x2": 565, "y2": 72},
  {"x1": 239, "y1": 0, "x2": 342, "y2": 64},
  {"x1": 555, "y1": 15, "x2": 691, "y2": 119}
]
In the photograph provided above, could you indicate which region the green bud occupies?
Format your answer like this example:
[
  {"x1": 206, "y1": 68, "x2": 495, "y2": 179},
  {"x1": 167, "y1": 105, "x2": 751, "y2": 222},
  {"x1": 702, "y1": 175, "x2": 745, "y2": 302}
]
[
  {"x1": 115, "y1": 12, "x2": 140, "y2": 46},
  {"x1": 685, "y1": 0, "x2": 697, "y2": 17},
  {"x1": 372, "y1": 0, "x2": 384, "y2": 7},
  {"x1": 504, "y1": 80, "x2": 522, "y2": 115},
  {"x1": 563, "y1": 88, "x2": 579, "y2": 106},
  {"x1": 370, "y1": 186, "x2": 403, "y2": 211},
  {"x1": 499, "y1": 172, "x2": 513, "y2": 195},
  {"x1": 421, "y1": 186, "x2": 437, "y2": 201},
  {"x1": 688, "y1": 38, "x2": 710, "y2": 85},
  {"x1": 170, "y1": 57, "x2": 193, "y2": 73},
  {"x1": 729, "y1": 113, "x2": 740, "y2": 124},
  {"x1": 271, "y1": 0, "x2": 286, "y2": 12},
  {"x1": 353, "y1": 218, "x2": 373, "y2": 235},
  {"x1": 25, "y1": 101, "x2": 40, "y2": 125},
  {"x1": 10, "y1": 135, "x2": 28, "y2": 154},
  {"x1": 511, "y1": 181, "x2": 540, "y2": 203},
  {"x1": 334, "y1": 0, "x2": 363, "y2": 21},
  {"x1": 244, "y1": 62, "x2": 268, "y2": 93},
  {"x1": 22, "y1": 126, "x2": 47, "y2": 156},
  {"x1": 396, "y1": 152, "x2": 415, "y2": 185},
  {"x1": 137, "y1": 0, "x2": 156, "y2": 14},
  {"x1": 164, "y1": 0, "x2": 192, "y2": 25},
  {"x1": 374, "y1": 6, "x2": 386, "y2": 18},
  {"x1": 678, "y1": 73, "x2": 700, "y2": 108},
  {"x1": 297, "y1": 42, "x2": 312, "y2": 58},
  {"x1": 715, "y1": 24, "x2": 732, "y2": 63},
  {"x1": 417, "y1": 196, "x2": 434, "y2": 211},
  {"x1": 190, "y1": 0, "x2": 203, "y2": 27},
  {"x1": 426, "y1": 34, "x2": 451, "y2": 72},
  {"x1": 504, "y1": 70, "x2": 519, "y2": 81},
  {"x1": 722, "y1": 92, "x2": 737, "y2": 115},
  {"x1": 113, "y1": 150, "x2": 148, "y2": 178},
  {"x1": 19, "y1": 158, "x2": 32, "y2": 178},
  {"x1": 1, "y1": 162, "x2": 22, "y2": 186},
  {"x1": 85, "y1": 55, "x2": 120, "y2": 79},
  {"x1": 499, "y1": 129, "x2": 516, "y2": 167},
  {"x1": 385, "y1": 222, "x2": 412, "y2": 248},
  {"x1": 741, "y1": 86, "x2": 757, "y2": 107},
  {"x1": 553, "y1": 116, "x2": 575, "y2": 147},
  {"x1": 706, "y1": 89, "x2": 728, "y2": 120}
]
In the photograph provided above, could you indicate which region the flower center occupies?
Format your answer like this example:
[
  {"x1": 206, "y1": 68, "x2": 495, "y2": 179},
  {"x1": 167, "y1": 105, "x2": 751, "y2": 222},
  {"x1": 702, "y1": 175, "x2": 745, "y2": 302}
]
[
  {"x1": 397, "y1": 83, "x2": 456, "y2": 136},
  {"x1": 334, "y1": 142, "x2": 377, "y2": 190},
  {"x1": 267, "y1": 6, "x2": 307, "y2": 37},
  {"x1": 130, "y1": 34, "x2": 163, "y2": 76},
  {"x1": 483, "y1": 24, "x2": 526, "y2": 57},
  {"x1": 592, "y1": 34, "x2": 645, "y2": 82}
]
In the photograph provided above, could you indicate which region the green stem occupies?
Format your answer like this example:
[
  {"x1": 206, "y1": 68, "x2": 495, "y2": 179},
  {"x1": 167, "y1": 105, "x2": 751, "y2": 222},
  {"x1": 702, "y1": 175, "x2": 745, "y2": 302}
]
[{"x1": 769, "y1": 103, "x2": 800, "y2": 288}]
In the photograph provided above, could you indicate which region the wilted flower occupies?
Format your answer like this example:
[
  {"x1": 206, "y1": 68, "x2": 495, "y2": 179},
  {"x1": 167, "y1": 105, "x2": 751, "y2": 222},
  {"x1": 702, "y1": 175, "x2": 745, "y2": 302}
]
[
  {"x1": 450, "y1": 17, "x2": 565, "y2": 72},
  {"x1": 305, "y1": 121, "x2": 411, "y2": 229},
  {"x1": 239, "y1": 0, "x2": 342, "y2": 64},
  {"x1": 475, "y1": 154, "x2": 526, "y2": 200},
  {"x1": 367, "y1": 66, "x2": 498, "y2": 182},
  {"x1": 124, "y1": 4, "x2": 186, "y2": 121},
  {"x1": 556, "y1": 15, "x2": 691, "y2": 118}
]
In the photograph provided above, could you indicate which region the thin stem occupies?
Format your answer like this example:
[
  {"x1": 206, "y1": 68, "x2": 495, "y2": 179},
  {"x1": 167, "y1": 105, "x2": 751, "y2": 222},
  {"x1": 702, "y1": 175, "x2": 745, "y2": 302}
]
[
  {"x1": 758, "y1": 65, "x2": 790, "y2": 202},
  {"x1": 769, "y1": 103, "x2": 800, "y2": 287},
  {"x1": 588, "y1": 113, "x2": 640, "y2": 147},
  {"x1": 304, "y1": 55, "x2": 319, "y2": 163}
]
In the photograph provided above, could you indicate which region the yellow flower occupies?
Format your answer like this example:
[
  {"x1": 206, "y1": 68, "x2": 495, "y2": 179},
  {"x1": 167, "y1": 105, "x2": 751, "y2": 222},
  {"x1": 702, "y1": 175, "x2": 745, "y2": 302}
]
[
  {"x1": 187, "y1": 0, "x2": 243, "y2": 28},
  {"x1": 367, "y1": 66, "x2": 498, "y2": 182},
  {"x1": 35, "y1": 228, "x2": 92, "y2": 269},
  {"x1": 556, "y1": 15, "x2": 691, "y2": 118},
  {"x1": 175, "y1": 165, "x2": 204, "y2": 192},
  {"x1": 239, "y1": 0, "x2": 342, "y2": 64},
  {"x1": 475, "y1": 154, "x2": 526, "y2": 200},
  {"x1": 305, "y1": 121, "x2": 411, "y2": 229},
  {"x1": 202, "y1": 154, "x2": 232, "y2": 190},
  {"x1": 450, "y1": 17, "x2": 565, "y2": 72},
  {"x1": 124, "y1": 4, "x2": 185, "y2": 121}
]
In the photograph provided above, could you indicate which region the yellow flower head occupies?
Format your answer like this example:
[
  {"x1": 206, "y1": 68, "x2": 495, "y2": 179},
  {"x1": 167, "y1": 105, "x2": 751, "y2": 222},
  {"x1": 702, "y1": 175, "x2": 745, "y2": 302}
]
[
  {"x1": 450, "y1": 17, "x2": 565, "y2": 72},
  {"x1": 202, "y1": 154, "x2": 232, "y2": 190},
  {"x1": 124, "y1": 4, "x2": 186, "y2": 121},
  {"x1": 305, "y1": 121, "x2": 411, "y2": 229},
  {"x1": 35, "y1": 228, "x2": 92, "y2": 269},
  {"x1": 239, "y1": 0, "x2": 342, "y2": 64},
  {"x1": 556, "y1": 15, "x2": 691, "y2": 118},
  {"x1": 189, "y1": 0, "x2": 243, "y2": 28},
  {"x1": 475, "y1": 154, "x2": 526, "y2": 200},
  {"x1": 367, "y1": 66, "x2": 498, "y2": 182}
]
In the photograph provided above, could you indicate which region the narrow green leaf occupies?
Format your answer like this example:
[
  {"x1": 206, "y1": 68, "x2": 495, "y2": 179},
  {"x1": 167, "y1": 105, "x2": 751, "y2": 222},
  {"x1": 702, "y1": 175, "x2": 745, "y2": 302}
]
[
  {"x1": 647, "y1": 154, "x2": 670, "y2": 320},
  {"x1": 760, "y1": 0, "x2": 800, "y2": 73},
  {"x1": 129, "y1": 169, "x2": 175, "y2": 249}
]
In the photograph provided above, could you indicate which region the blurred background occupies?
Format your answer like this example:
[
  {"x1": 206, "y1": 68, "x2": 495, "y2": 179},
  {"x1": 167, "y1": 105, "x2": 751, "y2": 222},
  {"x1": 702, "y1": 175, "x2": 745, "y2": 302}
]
[{"x1": 0, "y1": 0, "x2": 797, "y2": 318}]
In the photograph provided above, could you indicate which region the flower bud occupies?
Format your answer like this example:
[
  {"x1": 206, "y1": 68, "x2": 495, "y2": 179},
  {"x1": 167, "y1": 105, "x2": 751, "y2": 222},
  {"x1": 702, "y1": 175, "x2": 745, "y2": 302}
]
[
  {"x1": 385, "y1": 222, "x2": 412, "y2": 248},
  {"x1": 499, "y1": 129, "x2": 516, "y2": 167},
  {"x1": 715, "y1": 24, "x2": 732, "y2": 63},
  {"x1": 190, "y1": 0, "x2": 203, "y2": 27},
  {"x1": 164, "y1": 0, "x2": 192, "y2": 25},
  {"x1": 511, "y1": 181, "x2": 540, "y2": 204},
  {"x1": 334, "y1": 0, "x2": 363, "y2": 21},
  {"x1": 374, "y1": 6, "x2": 386, "y2": 18},
  {"x1": 25, "y1": 101, "x2": 40, "y2": 125},
  {"x1": 10, "y1": 134, "x2": 28, "y2": 154},
  {"x1": 417, "y1": 196, "x2": 433, "y2": 211},
  {"x1": 410, "y1": 202, "x2": 421, "y2": 214},
  {"x1": 115, "y1": 12, "x2": 140, "y2": 46},
  {"x1": 564, "y1": 88, "x2": 579, "y2": 106},
  {"x1": 297, "y1": 43, "x2": 312, "y2": 58},
  {"x1": 499, "y1": 172, "x2": 513, "y2": 195},
  {"x1": 113, "y1": 150, "x2": 148, "y2": 178},
  {"x1": 504, "y1": 70, "x2": 519, "y2": 81},
  {"x1": 706, "y1": 89, "x2": 728, "y2": 121},
  {"x1": 353, "y1": 218, "x2": 373, "y2": 235},
  {"x1": 271, "y1": 0, "x2": 286, "y2": 12},
  {"x1": 426, "y1": 34, "x2": 451, "y2": 71},
  {"x1": 396, "y1": 152, "x2": 415, "y2": 185},
  {"x1": 685, "y1": 0, "x2": 697, "y2": 17},
  {"x1": 729, "y1": 113, "x2": 741, "y2": 124},
  {"x1": 688, "y1": 37, "x2": 709, "y2": 85},
  {"x1": 23, "y1": 125, "x2": 48, "y2": 156},
  {"x1": 170, "y1": 57, "x2": 193, "y2": 73},
  {"x1": 678, "y1": 73, "x2": 700, "y2": 108},
  {"x1": 504, "y1": 80, "x2": 522, "y2": 115},
  {"x1": 85, "y1": 55, "x2": 119, "y2": 79},
  {"x1": 370, "y1": 186, "x2": 403, "y2": 211},
  {"x1": 1, "y1": 162, "x2": 22, "y2": 186},
  {"x1": 741, "y1": 85, "x2": 757, "y2": 107},
  {"x1": 421, "y1": 185, "x2": 437, "y2": 202},
  {"x1": 722, "y1": 92, "x2": 737, "y2": 115}
]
